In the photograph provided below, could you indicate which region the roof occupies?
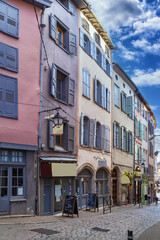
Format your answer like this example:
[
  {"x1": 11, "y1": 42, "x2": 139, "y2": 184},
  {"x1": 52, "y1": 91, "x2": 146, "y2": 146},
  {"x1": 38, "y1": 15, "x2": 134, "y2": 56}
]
[
  {"x1": 81, "y1": 7, "x2": 115, "y2": 50},
  {"x1": 23, "y1": 0, "x2": 52, "y2": 9}
]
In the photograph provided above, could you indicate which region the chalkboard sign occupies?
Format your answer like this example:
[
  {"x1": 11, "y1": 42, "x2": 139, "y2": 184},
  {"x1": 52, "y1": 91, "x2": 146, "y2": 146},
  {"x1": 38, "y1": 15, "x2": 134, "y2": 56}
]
[
  {"x1": 62, "y1": 195, "x2": 79, "y2": 217},
  {"x1": 87, "y1": 193, "x2": 98, "y2": 212}
]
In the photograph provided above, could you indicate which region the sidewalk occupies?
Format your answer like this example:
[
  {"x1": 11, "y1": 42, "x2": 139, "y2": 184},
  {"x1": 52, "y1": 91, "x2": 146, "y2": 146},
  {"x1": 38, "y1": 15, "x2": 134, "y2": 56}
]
[{"x1": 136, "y1": 221, "x2": 160, "y2": 240}]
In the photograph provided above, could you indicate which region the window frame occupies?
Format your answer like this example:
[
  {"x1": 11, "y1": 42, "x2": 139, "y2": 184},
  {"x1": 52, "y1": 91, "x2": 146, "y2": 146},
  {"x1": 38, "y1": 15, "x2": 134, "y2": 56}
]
[{"x1": 114, "y1": 84, "x2": 120, "y2": 108}]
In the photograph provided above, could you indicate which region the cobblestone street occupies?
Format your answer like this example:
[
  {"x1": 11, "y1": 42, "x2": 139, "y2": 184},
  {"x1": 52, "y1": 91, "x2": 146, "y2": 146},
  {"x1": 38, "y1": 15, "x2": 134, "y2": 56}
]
[{"x1": 0, "y1": 204, "x2": 160, "y2": 240}]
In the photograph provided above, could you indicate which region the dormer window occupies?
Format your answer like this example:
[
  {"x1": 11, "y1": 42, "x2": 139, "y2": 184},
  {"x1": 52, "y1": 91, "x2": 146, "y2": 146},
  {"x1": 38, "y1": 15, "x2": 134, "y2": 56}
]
[
  {"x1": 95, "y1": 33, "x2": 100, "y2": 46},
  {"x1": 82, "y1": 18, "x2": 89, "y2": 33}
]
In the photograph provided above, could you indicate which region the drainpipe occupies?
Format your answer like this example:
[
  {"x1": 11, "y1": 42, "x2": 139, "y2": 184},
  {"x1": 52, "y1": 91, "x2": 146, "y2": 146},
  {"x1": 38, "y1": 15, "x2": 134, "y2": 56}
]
[
  {"x1": 133, "y1": 94, "x2": 136, "y2": 205},
  {"x1": 37, "y1": 8, "x2": 45, "y2": 216}
]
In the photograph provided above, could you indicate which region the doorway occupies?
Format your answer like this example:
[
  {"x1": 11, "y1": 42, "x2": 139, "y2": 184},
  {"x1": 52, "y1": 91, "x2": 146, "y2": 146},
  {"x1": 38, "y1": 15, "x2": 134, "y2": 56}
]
[
  {"x1": 0, "y1": 167, "x2": 9, "y2": 215},
  {"x1": 44, "y1": 178, "x2": 51, "y2": 215}
]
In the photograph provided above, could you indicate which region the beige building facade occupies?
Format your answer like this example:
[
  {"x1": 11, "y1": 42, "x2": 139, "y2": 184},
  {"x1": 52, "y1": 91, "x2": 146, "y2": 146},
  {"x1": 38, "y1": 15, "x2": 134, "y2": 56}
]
[{"x1": 77, "y1": 8, "x2": 115, "y2": 208}]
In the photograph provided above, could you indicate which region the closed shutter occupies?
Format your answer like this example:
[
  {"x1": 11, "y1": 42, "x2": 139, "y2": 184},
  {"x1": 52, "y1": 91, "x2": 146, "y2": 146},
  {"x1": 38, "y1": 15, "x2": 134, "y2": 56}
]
[
  {"x1": 69, "y1": 32, "x2": 77, "y2": 55},
  {"x1": 0, "y1": 42, "x2": 18, "y2": 72},
  {"x1": 0, "y1": 42, "x2": 5, "y2": 68},
  {"x1": 141, "y1": 124, "x2": 144, "y2": 140},
  {"x1": 68, "y1": 78, "x2": 75, "y2": 106},
  {"x1": 135, "y1": 96, "x2": 137, "y2": 108},
  {"x1": 137, "y1": 121, "x2": 140, "y2": 137},
  {"x1": 69, "y1": 0, "x2": 75, "y2": 14},
  {"x1": 79, "y1": 28, "x2": 84, "y2": 48},
  {"x1": 83, "y1": 68, "x2": 87, "y2": 96},
  {"x1": 94, "y1": 77, "x2": 97, "y2": 103},
  {"x1": 119, "y1": 126, "x2": 122, "y2": 149},
  {"x1": 0, "y1": 1, "x2": 6, "y2": 33},
  {"x1": 101, "y1": 85, "x2": 105, "y2": 108},
  {"x1": 6, "y1": 3, "x2": 19, "y2": 38},
  {"x1": 102, "y1": 54, "x2": 106, "y2": 71},
  {"x1": 84, "y1": 117, "x2": 90, "y2": 147},
  {"x1": 135, "y1": 144, "x2": 137, "y2": 161},
  {"x1": 63, "y1": 30, "x2": 69, "y2": 51},
  {"x1": 51, "y1": 64, "x2": 57, "y2": 97},
  {"x1": 113, "y1": 122, "x2": 116, "y2": 147},
  {"x1": 48, "y1": 120, "x2": 55, "y2": 149},
  {"x1": 132, "y1": 134, "x2": 134, "y2": 154},
  {"x1": 80, "y1": 113, "x2": 84, "y2": 145},
  {"x1": 109, "y1": 63, "x2": 113, "y2": 77},
  {"x1": 101, "y1": 124, "x2": 105, "y2": 150},
  {"x1": 126, "y1": 132, "x2": 129, "y2": 152},
  {"x1": 94, "y1": 120, "x2": 96, "y2": 148},
  {"x1": 126, "y1": 96, "x2": 132, "y2": 118},
  {"x1": 107, "y1": 89, "x2": 110, "y2": 112},
  {"x1": 87, "y1": 70, "x2": 90, "y2": 98},
  {"x1": 105, "y1": 126, "x2": 110, "y2": 152},
  {"x1": 89, "y1": 119, "x2": 94, "y2": 148},
  {"x1": 141, "y1": 148, "x2": 144, "y2": 164},
  {"x1": 49, "y1": 14, "x2": 57, "y2": 41},
  {"x1": 68, "y1": 125, "x2": 74, "y2": 152},
  {"x1": 90, "y1": 41, "x2": 96, "y2": 59}
]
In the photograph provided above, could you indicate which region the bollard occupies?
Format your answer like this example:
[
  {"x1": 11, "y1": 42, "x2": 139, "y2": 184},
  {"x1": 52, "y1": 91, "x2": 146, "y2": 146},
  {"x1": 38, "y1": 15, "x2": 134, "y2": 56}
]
[{"x1": 128, "y1": 230, "x2": 133, "y2": 240}]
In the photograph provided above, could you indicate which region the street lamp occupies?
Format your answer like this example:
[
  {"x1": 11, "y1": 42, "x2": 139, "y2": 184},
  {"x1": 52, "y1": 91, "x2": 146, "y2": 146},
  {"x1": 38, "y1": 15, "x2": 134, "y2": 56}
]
[
  {"x1": 52, "y1": 111, "x2": 64, "y2": 127},
  {"x1": 149, "y1": 134, "x2": 160, "y2": 141}
]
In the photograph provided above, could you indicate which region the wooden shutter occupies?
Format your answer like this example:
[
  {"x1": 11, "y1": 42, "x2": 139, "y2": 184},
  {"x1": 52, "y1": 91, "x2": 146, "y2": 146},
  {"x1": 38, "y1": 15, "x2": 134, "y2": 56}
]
[
  {"x1": 6, "y1": 3, "x2": 19, "y2": 38},
  {"x1": 102, "y1": 54, "x2": 106, "y2": 71},
  {"x1": 90, "y1": 41, "x2": 96, "y2": 59},
  {"x1": 126, "y1": 131, "x2": 129, "y2": 152},
  {"x1": 87, "y1": 70, "x2": 90, "y2": 98},
  {"x1": 68, "y1": 125, "x2": 74, "y2": 152},
  {"x1": 68, "y1": 78, "x2": 75, "y2": 106},
  {"x1": 51, "y1": 64, "x2": 57, "y2": 97},
  {"x1": 101, "y1": 124, "x2": 105, "y2": 150},
  {"x1": 132, "y1": 134, "x2": 134, "y2": 154},
  {"x1": 0, "y1": 1, "x2": 6, "y2": 33},
  {"x1": 94, "y1": 77, "x2": 97, "y2": 103},
  {"x1": 126, "y1": 96, "x2": 133, "y2": 118},
  {"x1": 69, "y1": 32, "x2": 77, "y2": 55},
  {"x1": 0, "y1": 42, "x2": 5, "y2": 69},
  {"x1": 109, "y1": 63, "x2": 113, "y2": 77},
  {"x1": 105, "y1": 126, "x2": 110, "y2": 152},
  {"x1": 89, "y1": 119, "x2": 94, "y2": 148},
  {"x1": 113, "y1": 121, "x2": 116, "y2": 147},
  {"x1": 107, "y1": 89, "x2": 110, "y2": 112},
  {"x1": 119, "y1": 126, "x2": 122, "y2": 149},
  {"x1": 49, "y1": 14, "x2": 57, "y2": 41},
  {"x1": 94, "y1": 120, "x2": 96, "y2": 148},
  {"x1": 48, "y1": 120, "x2": 55, "y2": 149},
  {"x1": 141, "y1": 148, "x2": 144, "y2": 163},
  {"x1": 101, "y1": 85, "x2": 105, "y2": 108},
  {"x1": 141, "y1": 124, "x2": 144, "y2": 140},
  {"x1": 135, "y1": 96, "x2": 137, "y2": 108},
  {"x1": 79, "y1": 28, "x2": 84, "y2": 48},
  {"x1": 80, "y1": 113, "x2": 84, "y2": 145},
  {"x1": 69, "y1": 0, "x2": 75, "y2": 14},
  {"x1": 63, "y1": 30, "x2": 69, "y2": 51},
  {"x1": 135, "y1": 144, "x2": 137, "y2": 161},
  {"x1": 6, "y1": 44, "x2": 18, "y2": 72}
]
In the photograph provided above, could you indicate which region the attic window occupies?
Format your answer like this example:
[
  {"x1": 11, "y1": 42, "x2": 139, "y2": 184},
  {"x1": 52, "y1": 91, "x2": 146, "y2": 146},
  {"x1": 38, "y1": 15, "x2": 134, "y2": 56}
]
[
  {"x1": 95, "y1": 33, "x2": 100, "y2": 46},
  {"x1": 82, "y1": 18, "x2": 89, "y2": 33}
]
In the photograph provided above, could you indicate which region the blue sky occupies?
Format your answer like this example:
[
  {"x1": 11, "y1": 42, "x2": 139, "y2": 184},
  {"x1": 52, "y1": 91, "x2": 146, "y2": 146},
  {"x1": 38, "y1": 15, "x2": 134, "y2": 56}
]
[{"x1": 90, "y1": 0, "x2": 160, "y2": 159}]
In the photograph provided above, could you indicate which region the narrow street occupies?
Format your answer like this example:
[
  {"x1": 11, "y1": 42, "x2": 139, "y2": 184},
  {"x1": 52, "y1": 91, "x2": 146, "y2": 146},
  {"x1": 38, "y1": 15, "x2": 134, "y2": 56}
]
[{"x1": 0, "y1": 203, "x2": 160, "y2": 240}]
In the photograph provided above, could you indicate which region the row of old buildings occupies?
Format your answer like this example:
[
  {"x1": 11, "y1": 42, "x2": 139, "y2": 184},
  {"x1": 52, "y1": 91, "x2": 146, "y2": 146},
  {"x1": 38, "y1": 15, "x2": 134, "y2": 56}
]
[{"x1": 0, "y1": 0, "x2": 156, "y2": 216}]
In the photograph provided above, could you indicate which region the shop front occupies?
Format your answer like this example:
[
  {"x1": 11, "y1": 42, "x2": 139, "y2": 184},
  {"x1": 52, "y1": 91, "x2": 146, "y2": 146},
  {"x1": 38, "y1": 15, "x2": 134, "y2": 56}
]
[
  {"x1": 121, "y1": 173, "x2": 131, "y2": 204},
  {"x1": 40, "y1": 158, "x2": 76, "y2": 215},
  {"x1": 142, "y1": 175, "x2": 148, "y2": 204}
]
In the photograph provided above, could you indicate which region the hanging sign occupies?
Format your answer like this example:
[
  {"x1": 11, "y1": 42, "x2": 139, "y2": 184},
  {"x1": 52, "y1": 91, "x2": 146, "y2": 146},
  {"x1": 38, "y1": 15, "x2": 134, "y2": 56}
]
[{"x1": 53, "y1": 124, "x2": 63, "y2": 135}]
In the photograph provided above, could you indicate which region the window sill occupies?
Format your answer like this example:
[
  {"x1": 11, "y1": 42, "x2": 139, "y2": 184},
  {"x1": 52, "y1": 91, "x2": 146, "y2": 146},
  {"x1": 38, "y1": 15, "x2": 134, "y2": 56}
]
[
  {"x1": 55, "y1": 41, "x2": 70, "y2": 55},
  {"x1": 10, "y1": 198, "x2": 26, "y2": 202},
  {"x1": 56, "y1": 0, "x2": 75, "y2": 15},
  {"x1": 82, "y1": 94, "x2": 90, "y2": 100},
  {"x1": 54, "y1": 146, "x2": 68, "y2": 152},
  {"x1": 55, "y1": 97, "x2": 69, "y2": 106}
]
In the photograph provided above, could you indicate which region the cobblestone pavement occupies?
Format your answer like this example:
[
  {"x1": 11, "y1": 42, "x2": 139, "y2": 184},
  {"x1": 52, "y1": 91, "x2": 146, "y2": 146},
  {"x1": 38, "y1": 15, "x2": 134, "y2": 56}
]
[{"x1": 0, "y1": 204, "x2": 160, "y2": 240}]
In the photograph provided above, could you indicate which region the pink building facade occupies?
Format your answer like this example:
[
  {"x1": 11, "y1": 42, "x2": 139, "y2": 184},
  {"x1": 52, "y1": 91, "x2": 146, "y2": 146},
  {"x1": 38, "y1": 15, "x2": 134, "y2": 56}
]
[{"x1": 0, "y1": 0, "x2": 51, "y2": 215}]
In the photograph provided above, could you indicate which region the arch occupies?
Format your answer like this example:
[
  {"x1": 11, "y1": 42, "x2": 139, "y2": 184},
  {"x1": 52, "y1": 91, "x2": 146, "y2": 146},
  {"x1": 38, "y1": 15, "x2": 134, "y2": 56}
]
[{"x1": 77, "y1": 163, "x2": 95, "y2": 176}]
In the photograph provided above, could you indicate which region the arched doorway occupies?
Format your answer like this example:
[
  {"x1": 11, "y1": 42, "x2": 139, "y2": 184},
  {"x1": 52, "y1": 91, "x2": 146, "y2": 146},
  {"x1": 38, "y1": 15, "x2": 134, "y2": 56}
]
[
  {"x1": 112, "y1": 169, "x2": 117, "y2": 205},
  {"x1": 76, "y1": 169, "x2": 92, "y2": 209},
  {"x1": 96, "y1": 168, "x2": 109, "y2": 206}
]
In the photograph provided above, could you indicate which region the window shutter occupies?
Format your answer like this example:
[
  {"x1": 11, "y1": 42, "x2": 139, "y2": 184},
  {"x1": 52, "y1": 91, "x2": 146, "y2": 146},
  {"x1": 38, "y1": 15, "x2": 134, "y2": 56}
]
[
  {"x1": 85, "y1": 117, "x2": 90, "y2": 147},
  {"x1": 135, "y1": 144, "x2": 137, "y2": 161},
  {"x1": 137, "y1": 121, "x2": 140, "y2": 137},
  {"x1": 87, "y1": 70, "x2": 90, "y2": 98},
  {"x1": 68, "y1": 125, "x2": 74, "y2": 152},
  {"x1": 90, "y1": 41, "x2": 96, "y2": 59},
  {"x1": 119, "y1": 126, "x2": 122, "y2": 149},
  {"x1": 82, "y1": 68, "x2": 86, "y2": 96},
  {"x1": 141, "y1": 124, "x2": 144, "y2": 140},
  {"x1": 69, "y1": 32, "x2": 77, "y2": 55},
  {"x1": 0, "y1": 1, "x2": 6, "y2": 33},
  {"x1": 141, "y1": 148, "x2": 144, "y2": 164},
  {"x1": 107, "y1": 89, "x2": 110, "y2": 112},
  {"x1": 68, "y1": 78, "x2": 75, "y2": 106},
  {"x1": 94, "y1": 120, "x2": 96, "y2": 148},
  {"x1": 69, "y1": 0, "x2": 75, "y2": 14},
  {"x1": 63, "y1": 30, "x2": 69, "y2": 51},
  {"x1": 94, "y1": 78, "x2": 97, "y2": 103},
  {"x1": 102, "y1": 54, "x2": 106, "y2": 71},
  {"x1": 79, "y1": 28, "x2": 84, "y2": 48},
  {"x1": 126, "y1": 132, "x2": 129, "y2": 152},
  {"x1": 0, "y1": 74, "x2": 18, "y2": 119},
  {"x1": 109, "y1": 63, "x2": 112, "y2": 77},
  {"x1": 6, "y1": 44, "x2": 18, "y2": 72},
  {"x1": 89, "y1": 119, "x2": 94, "y2": 148},
  {"x1": 49, "y1": 14, "x2": 57, "y2": 41},
  {"x1": 101, "y1": 124, "x2": 105, "y2": 150},
  {"x1": 126, "y1": 96, "x2": 132, "y2": 118},
  {"x1": 51, "y1": 64, "x2": 57, "y2": 97},
  {"x1": 48, "y1": 120, "x2": 55, "y2": 149},
  {"x1": 101, "y1": 85, "x2": 105, "y2": 108},
  {"x1": 7, "y1": 4, "x2": 19, "y2": 38},
  {"x1": 135, "y1": 97, "x2": 137, "y2": 108},
  {"x1": 80, "y1": 113, "x2": 84, "y2": 145},
  {"x1": 113, "y1": 122, "x2": 116, "y2": 147},
  {"x1": 105, "y1": 126, "x2": 110, "y2": 152},
  {"x1": 132, "y1": 134, "x2": 134, "y2": 154},
  {"x1": 0, "y1": 42, "x2": 5, "y2": 69}
]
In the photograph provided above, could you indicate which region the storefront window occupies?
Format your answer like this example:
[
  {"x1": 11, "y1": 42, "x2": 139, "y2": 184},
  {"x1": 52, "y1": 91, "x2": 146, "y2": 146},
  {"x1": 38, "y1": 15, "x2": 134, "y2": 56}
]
[{"x1": 12, "y1": 167, "x2": 24, "y2": 197}]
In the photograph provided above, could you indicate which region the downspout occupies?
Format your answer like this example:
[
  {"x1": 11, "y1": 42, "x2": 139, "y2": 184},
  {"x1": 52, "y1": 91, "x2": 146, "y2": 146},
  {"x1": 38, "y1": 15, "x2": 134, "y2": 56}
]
[
  {"x1": 133, "y1": 94, "x2": 136, "y2": 205},
  {"x1": 37, "y1": 8, "x2": 45, "y2": 216}
]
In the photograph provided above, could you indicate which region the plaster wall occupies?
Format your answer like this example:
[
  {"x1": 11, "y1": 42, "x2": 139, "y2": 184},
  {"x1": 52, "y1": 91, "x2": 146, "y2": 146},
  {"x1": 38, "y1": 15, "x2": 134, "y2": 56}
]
[{"x1": 0, "y1": 0, "x2": 41, "y2": 147}]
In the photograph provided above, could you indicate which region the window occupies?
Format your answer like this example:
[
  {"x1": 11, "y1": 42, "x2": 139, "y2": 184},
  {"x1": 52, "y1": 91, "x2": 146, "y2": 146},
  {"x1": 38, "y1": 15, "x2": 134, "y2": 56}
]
[
  {"x1": 114, "y1": 84, "x2": 119, "y2": 107},
  {"x1": 113, "y1": 122, "x2": 120, "y2": 148},
  {"x1": 95, "y1": 78, "x2": 110, "y2": 112},
  {"x1": 49, "y1": 120, "x2": 74, "y2": 152},
  {"x1": 121, "y1": 92, "x2": 126, "y2": 113},
  {"x1": 12, "y1": 167, "x2": 24, "y2": 197},
  {"x1": 0, "y1": 1, "x2": 19, "y2": 38},
  {"x1": 96, "y1": 47, "x2": 101, "y2": 66},
  {"x1": 84, "y1": 34, "x2": 90, "y2": 54},
  {"x1": 82, "y1": 68, "x2": 90, "y2": 99},
  {"x1": 50, "y1": 14, "x2": 77, "y2": 55},
  {"x1": 82, "y1": 18, "x2": 89, "y2": 32},
  {"x1": 83, "y1": 116, "x2": 90, "y2": 147},
  {"x1": 94, "y1": 121, "x2": 101, "y2": 149},
  {"x1": 105, "y1": 46, "x2": 110, "y2": 58},
  {"x1": 115, "y1": 75, "x2": 118, "y2": 81},
  {"x1": 0, "y1": 42, "x2": 18, "y2": 72},
  {"x1": 0, "y1": 74, "x2": 18, "y2": 119},
  {"x1": 106, "y1": 59, "x2": 110, "y2": 76},
  {"x1": 123, "y1": 83, "x2": 125, "y2": 88},
  {"x1": 59, "y1": 0, "x2": 75, "y2": 14},
  {"x1": 128, "y1": 132, "x2": 132, "y2": 154},
  {"x1": 94, "y1": 33, "x2": 100, "y2": 46},
  {"x1": 122, "y1": 127, "x2": 127, "y2": 151},
  {"x1": 51, "y1": 64, "x2": 75, "y2": 106}
]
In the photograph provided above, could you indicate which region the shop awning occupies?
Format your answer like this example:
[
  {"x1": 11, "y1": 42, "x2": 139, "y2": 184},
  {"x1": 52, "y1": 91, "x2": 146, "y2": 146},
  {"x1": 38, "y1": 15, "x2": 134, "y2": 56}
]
[
  {"x1": 40, "y1": 157, "x2": 77, "y2": 162},
  {"x1": 121, "y1": 175, "x2": 131, "y2": 184}
]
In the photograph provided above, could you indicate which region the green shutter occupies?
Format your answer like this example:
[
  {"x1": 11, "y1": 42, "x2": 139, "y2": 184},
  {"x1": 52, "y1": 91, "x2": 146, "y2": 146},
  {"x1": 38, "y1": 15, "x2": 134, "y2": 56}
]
[{"x1": 119, "y1": 126, "x2": 122, "y2": 149}]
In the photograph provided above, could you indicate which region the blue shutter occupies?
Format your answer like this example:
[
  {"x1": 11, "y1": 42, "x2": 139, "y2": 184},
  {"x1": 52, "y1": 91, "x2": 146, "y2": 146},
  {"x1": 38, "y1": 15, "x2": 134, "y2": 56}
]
[
  {"x1": 0, "y1": 74, "x2": 18, "y2": 119},
  {"x1": 107, "y1": 89, "x2": 110, "y2": 112},
  {"x1": 113, "y1": 122, "x2": 116, "y2": 147},
  {"x1": 101, "y1": 84, "x2": 105, "y2": 108},
  {"x1": 6, "y1": 3, "x2": 19, "y2": 38},
  {"x1": 90, "y1": 41, "x2": 96, "y2": 59},
  {"x1": 6, "y1": 44, "x2": 18, "y2": 72},
  {"x1": 0, "y1": 1, "x2": 6, "y2": 33},
  {"x1": 69, "y1": 32, "x2": 77, "y2": 55},
  {"x1": 89, "y1": 119, "x2": 94, "y2": 148},
  {"x1": 80, "y1": 113, "x2": 84, "y2": 145},
  {"x1": 51, "y1": 64, "x2": 57, "y2": 97},
  {"x1": 101, "y1": 124, "x2": 105, "y2": 150},
  {"x1": 87, "y1": 70, "x2": 90, "y2": 98},
  {"x1": 69, "y1": 1, "x2": 75, "y2": 14},
  {"x1": 126, "y1": 96, "x2": 132, "y2": 118},
  {"x1": 68, "y1": 78, "x2": 75, "y2": 106},
  {"x1": 48, "y1": 120, "x2": 55, "y2": 149},
  {"x1": 94, "y1": 77, "x2": 97, "y2": 103},
  {"x1": 0, "y1": 42, "x2": 5, "y2": 69},
  {"x1": 68, "y1": 125, "x2": 74, "y2": 152},
  {"x1": 79, "y1": 28, "x2": 84, "y2": 48},
  {"x1": 49, "y1": 14, "x2": 57, "y2": 41},
  {"x1": 105, "y1": 126, "x2": 110, "y2": 152}
]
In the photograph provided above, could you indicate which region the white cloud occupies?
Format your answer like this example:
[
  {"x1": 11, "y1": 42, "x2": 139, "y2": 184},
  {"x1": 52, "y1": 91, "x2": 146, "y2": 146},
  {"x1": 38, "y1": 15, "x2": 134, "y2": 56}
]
[
  {"x1": 150, "y1": 105, "x2": 160, "y2": 111},
  {"x1": 132, "y1": 68, "x2": 160, "y2": 86},
  {"x1": 116, "y1": 42, "x2": 136, "y2": 60},
  {"x1": 131, "y1": 38, "x2": 160, "y2": 55}
]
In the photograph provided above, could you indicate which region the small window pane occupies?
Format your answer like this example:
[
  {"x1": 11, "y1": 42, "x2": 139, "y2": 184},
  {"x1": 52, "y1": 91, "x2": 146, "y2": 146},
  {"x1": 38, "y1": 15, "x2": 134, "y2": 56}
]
[
  {"x1": 12, "y1": 168, "x2": 17, "y2": 176},
  {"x1": 12, "y1": 187, "x2": 17, "y2": 196},
  {"x1": 1, "y1": 178, "x2": 8, "y2": 187},
  {"x1": 0, "y1": 14, "x2": 5, "y2": 21},
  {"x1": 1, "y1": 188, "x2": 7, "y2": 197},
  {"x1": 1, "y1": 151, "x2": 8, "y2": 162},
  {"x1": 7, "y1": 18, "x2": 16, "y2": 27},
  {"x1": 18, "y1": 178, "x2": 23, "y2": 186},
  {"x1": 12, "y1": 178, "x2": 17, "y2": 186},
  {"x1": 18, "y1": 168, "x2": 23, "y2": 177},
  {"x1": 2, "y1": 168, "x2": 8, "y2": 177}
]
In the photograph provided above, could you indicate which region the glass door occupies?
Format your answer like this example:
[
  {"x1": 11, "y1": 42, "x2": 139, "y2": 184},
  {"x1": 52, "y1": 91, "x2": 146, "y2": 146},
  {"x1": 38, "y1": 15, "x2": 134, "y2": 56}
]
[{"x1": 0, "y1": 167, "x2": 9, "y2": 215}]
